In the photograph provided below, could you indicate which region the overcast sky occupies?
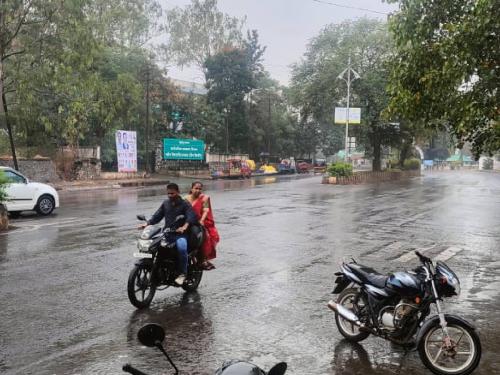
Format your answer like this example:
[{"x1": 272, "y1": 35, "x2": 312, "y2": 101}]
[{"x1": 160, "y1": 0, "x2": 397, "y2": 85}]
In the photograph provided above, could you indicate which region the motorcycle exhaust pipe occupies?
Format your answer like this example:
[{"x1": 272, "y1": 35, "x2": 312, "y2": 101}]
[{"x1": 327, "y1": 300, "x2": 362, "y2": 326}]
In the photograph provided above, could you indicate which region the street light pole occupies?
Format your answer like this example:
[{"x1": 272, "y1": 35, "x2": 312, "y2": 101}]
[
  {"x1": 337, "y1": 56, "x2": 360, "y2": 162},
  {"x1": 344, "y1": 56, "x2": 351, "y2": 162}
]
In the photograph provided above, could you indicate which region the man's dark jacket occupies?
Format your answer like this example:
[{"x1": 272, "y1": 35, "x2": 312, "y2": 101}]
[{"x1": 147, "y1": 197, "x2": 198, "y2": 230}]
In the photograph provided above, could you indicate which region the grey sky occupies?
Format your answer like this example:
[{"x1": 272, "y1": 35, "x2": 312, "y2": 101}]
[{"x1": 161, "y1": 0, "x2": 397, "y2": 85}]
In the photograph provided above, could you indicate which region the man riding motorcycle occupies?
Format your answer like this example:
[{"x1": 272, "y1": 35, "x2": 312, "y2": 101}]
[{"x1": 138, "y1": 183, "x2": 198, "y2": 286}]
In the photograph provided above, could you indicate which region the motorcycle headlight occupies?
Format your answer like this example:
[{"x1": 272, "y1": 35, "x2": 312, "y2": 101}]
[{"x1": 137, "y1": 239, "x2": 153, "y2": 252}]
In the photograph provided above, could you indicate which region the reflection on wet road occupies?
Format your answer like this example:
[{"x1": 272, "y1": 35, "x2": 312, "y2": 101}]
[{"x1": 0, "y1": 172, "x2": 499, "y2": 374}]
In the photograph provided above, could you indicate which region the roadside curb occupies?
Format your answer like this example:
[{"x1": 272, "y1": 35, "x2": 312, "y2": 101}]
[{"x1": 55, "y1": 179, "x2": 171, "y2": 192}]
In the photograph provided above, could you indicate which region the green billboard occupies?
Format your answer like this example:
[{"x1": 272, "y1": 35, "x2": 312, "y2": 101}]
[{"x1": 163, "y1": 138, "x2": 205, "y2": 161}]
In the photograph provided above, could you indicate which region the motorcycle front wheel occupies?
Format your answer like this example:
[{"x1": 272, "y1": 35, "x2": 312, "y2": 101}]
[
  {"x1": 127, "y1": 265, "x2": 156, "y2": 309},
  {"x1": 418, "y1": 320, "x2": 481, "y2": 375}
]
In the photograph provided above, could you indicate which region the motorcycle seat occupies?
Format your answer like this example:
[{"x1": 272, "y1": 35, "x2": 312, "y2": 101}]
[{"x1": 347, "y1": 263, "x2": 389, "y2": 289}]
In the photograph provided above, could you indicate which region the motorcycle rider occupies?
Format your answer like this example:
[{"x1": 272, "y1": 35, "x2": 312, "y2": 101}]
[{"x1": 138, "y1": 183, "x2": 198, "y2": 286}]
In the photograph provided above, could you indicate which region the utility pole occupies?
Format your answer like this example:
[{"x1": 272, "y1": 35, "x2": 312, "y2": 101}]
[
  {"x1": 337, "y1": 56, "x2": 360, "y2": 162},
  {"x1": 268, "y1": 91, "x2": 271, "y2": 156}
]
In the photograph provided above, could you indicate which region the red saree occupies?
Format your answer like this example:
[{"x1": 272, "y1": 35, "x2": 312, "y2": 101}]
[{"x1": 191, "y1": 194, "x2": 219, "y2": 260}]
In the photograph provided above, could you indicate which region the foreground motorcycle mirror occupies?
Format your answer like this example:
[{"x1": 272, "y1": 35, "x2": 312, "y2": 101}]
[
  {"x1": 138, "y1": 323, "x2": 165, "y2": 347},
  {"x1": 137, "y1": 324, "x2": 178, "y2": 374},
  {"x1": 268, "y1": 362, "x2": 287, "y2": 375},
  {"x1": 137, "y1": 214, "x2": 146, "y2": 221}
]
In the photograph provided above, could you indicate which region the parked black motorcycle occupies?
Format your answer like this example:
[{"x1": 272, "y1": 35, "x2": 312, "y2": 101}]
[
  {"x1": 127, "y1": 215, "x2": 204, "y2": 309},
  {"x1": 122, "y1": 323, "x2": 287, "y2": 375},
  {"x1": 328, "y1": 251, "x2": 481, "y2": 375}
]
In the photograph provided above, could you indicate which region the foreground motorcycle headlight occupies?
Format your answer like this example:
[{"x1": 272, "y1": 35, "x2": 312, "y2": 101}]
[
  {"x1": 137, "y1": 239, "x2": 153, "y2": 251},
  {"x1": 440, "y1": 275, "x2": 461, "y2": 296}
]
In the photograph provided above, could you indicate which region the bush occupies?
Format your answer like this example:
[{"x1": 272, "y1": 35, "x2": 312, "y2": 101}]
[
  {"x1": 327, "y1": 162, "x2": 353, "y2": 177},
  {"x1": 482, "y1": 157, "x2": 493, "y2": 170},
  {"x1": 0, "y1": 170, "x2": 8, "y2": 203},
  {"x1": 403, "y1": 158, "x2": 421, "y2": 170},
  {"x1": 387, "y1": 159, "x2": 400, "y2": 169}
]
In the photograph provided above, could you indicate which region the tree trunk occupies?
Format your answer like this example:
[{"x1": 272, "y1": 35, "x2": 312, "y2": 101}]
[
  {"x1": 399, "y1": 141, "x2": 412, "y2": 168},
  {"x1": 372, "y1": 136, "x2": 382, "y2": 171},
  {"x1": 0, "y1": 203, "x2": 9, "y2": 231},
  {"x1": 0, "y1": 58, "x2": 19, "y2": 170}
]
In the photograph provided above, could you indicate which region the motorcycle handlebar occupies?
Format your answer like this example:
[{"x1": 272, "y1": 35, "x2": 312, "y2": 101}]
[{"x1": 122, "y1": 364, "x2": 149, "y2": 375}]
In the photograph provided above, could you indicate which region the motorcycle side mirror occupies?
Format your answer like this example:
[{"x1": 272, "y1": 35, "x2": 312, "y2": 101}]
[
  {"x1": 137, "y1": 323, "x2": 165, "y2": 347},
  {"x1": 268, "y1": 362, "x2": 287, "y2": 375},
  {"x1": 137, "y1": 214, "x2": 146, "y2": 221}
]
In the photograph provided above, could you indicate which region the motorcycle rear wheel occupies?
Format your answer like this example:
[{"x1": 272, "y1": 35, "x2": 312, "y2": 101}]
[
  {"x1": 127, "y1": 265, "x2": 156, "y2": 309},
  {"x1": 334, "y1": 288, "x2": 370, "y2": 342},
  {"x1": 418, "y1": 320, "x2": 481, "y2": 375}
]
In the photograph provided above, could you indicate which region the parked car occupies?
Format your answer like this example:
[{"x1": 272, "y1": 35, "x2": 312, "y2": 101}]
[{"x1": 0, "y1": 166, "x2": 59, "y2": 216}]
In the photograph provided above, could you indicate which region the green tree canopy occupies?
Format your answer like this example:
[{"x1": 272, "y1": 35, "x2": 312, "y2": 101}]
[
  {"x1": 164, "y1": 0, "x2": 245, "y2": 69},
  {"x1": 386, "y1": 0, "x2": 500, "y2": 157},
  {"x1": 204, "y1": 30, "x2": 265, "y2": 153},
  {"x1": 290, "y1": 18, "x2": 404, "y2": 170}
]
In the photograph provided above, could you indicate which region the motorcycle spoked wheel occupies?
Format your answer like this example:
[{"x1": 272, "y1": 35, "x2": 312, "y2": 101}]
[
  {"x1": 334, "y1": 288, "x2": 370, "y2": 342},
  {"x1": 182, "y1": 257, "x2": 203, "y2": 292},
  {"x1": 127, "y1": 264, "x2": 157, "y2": 309},
  {"x1": 418, "y1": 320, "x2": 481, "y2": 375}
]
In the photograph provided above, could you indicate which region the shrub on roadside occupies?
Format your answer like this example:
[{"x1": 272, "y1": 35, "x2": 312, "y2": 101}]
[
  {"x1": 0, "y1": 170, "x2": 9, "y2": 231},
  {"x1": 482, "y1": 158, "x2": 493, "y2": 170},
  {"x1": 403, "y1": 158, "x2": 421, "y2": 170},
  {"x1": 0, "y1": 170, "x2": 8, "y2": 203},
  {"x1": 387, "y1": 159, "x2": 400, "y2": 169},
  {"x1": 327, "y1": 162, "x2": 353, "y2": 177}
]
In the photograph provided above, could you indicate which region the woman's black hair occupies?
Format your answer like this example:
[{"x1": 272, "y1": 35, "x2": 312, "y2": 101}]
[{"x1": 191, "y1": 181, "x2": 203, "y2": 188}]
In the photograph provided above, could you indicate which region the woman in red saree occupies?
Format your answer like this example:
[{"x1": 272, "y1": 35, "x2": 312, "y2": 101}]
[{"x1": 185, "y1": 181, "x2": 220, "y2": 270}]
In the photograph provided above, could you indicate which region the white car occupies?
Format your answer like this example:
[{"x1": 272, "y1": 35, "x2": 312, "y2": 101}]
[{"x1": 0, "y1": 166, "x2": 59, "y2": 216}]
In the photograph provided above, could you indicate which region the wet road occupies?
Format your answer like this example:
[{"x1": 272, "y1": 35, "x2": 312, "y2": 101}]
[{"x1": 1, "y1": 171, "x2": 499, "y2": 375}]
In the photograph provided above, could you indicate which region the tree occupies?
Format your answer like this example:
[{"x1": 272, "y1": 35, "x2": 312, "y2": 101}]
[
  {"x1": 204, "y1": 30, "x2": 265, "y2": 153},
  {"x1": 164, "y1": 0, "x2": 245, "y2": 70},
  {"x1": 290, "y1": 18, "x2": 401, "y2": 170},
  {"x1": 1, "y1": 0, "x2": 161, "y2": 160},
  {"x1": 386, "y1": 0, "x2": 500, "y2": 157}
]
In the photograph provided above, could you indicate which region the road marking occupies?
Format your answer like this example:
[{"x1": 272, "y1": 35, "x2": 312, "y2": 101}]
[
  {"x1": 1, "y1": 217, "x2": 88, "y2": 235},
  {"x1": 435, "y1": 246, "x2": 462, "y2": 262}
]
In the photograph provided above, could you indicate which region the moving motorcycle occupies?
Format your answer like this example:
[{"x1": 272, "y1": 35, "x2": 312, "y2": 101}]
[
  {"x1": 328, "y1": 251, "x2": 481, "y2": 375},
  {"x1": 127, "y1": 215, "x2": 204, "y2": 309},
  {"x1": 122, "y1": 323, "x2": 287, "y2": 375}
]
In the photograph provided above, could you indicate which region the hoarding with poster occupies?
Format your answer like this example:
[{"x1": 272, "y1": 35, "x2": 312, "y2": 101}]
[{"x1": 115, "y1": 130, "x2": 137, "y2": 172}]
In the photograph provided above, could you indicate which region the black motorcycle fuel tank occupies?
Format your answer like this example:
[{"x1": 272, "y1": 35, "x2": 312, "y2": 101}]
[{"x1": 386, "y1": 271, "x2": 424, "y2": 297}]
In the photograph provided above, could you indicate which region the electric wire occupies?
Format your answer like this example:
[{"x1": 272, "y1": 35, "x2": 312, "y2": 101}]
[{"x1": 311, "y1": 0, "x2": 389, "y2": 15}]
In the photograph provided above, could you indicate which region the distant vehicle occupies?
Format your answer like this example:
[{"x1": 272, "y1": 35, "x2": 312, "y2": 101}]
[
  {"x1": 0, "y1": 166, "x2": 59, "y2": 216},
  {"x1": 211, "y1": 159, "x2": 252, "y2": 179},
  {"x1": 278, "y1": 159, "x2": 296, "y2": 174},
  {"x1": 296, "y1": 161, "x2": 313, "y2": 173}
]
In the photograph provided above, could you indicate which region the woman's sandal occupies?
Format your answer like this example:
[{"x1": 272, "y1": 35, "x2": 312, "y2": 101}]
[{"x1": 202, "y1": 261, "x2": 216, "y2": 270}]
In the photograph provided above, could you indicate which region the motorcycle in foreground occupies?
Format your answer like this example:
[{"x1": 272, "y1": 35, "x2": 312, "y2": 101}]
[
  {"x1": 328, "y1": 251, "x2": 481, "y2": 375},
  {"x1": 127, "y1": 215, "x2": 204, "y2": 308},
  {"x1": 122, "y1": 323, "x2": 288, "y2": 375}
]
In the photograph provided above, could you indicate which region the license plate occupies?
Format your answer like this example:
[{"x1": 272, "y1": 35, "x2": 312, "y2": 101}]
[{"x1": 133, "y1": 252, "x2": 152, "y2": 258}]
